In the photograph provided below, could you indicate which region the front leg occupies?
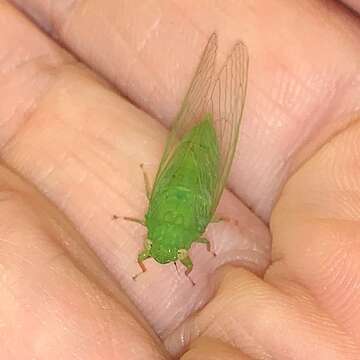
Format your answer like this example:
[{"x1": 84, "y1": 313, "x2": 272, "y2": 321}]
[
  {"x1": 211, "y1": 215, "x2": 238, "y2": 226},
  {"x1": 178, "y1": 249, "x2": 195, "y2": 286},
  {"x1": 195, "y1": 237, "x2": 216, "y2": 257},
  {"x1": 211, "y1": 215, "x2": 224, "y2": 223},
  {"x1": 133, "y1": 239, "x2": 152, "y2": 280},
  {"x1": 140, "y1": 163, "x2": 151, "y2": 200}
]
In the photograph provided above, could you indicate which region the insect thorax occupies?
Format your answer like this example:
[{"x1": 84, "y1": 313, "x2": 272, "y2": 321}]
[
  {"x1": 146, "y1": 116, "x2": 220, "y2": 264},
  {"x1": 145, "y1": 185, "x2": 209, "y2": 262}
]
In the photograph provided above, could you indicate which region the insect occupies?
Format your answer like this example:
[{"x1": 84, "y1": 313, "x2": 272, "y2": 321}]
[{"x1": 125, "y1": 33, "x2": 248, "y2": 280}]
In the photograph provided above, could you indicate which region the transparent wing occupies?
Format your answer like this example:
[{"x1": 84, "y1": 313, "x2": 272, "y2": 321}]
[
  {"x1": 209, "y1": 41, "x2": 248, "y2": 213},
  {"x1": 151, "y1": 33, "x2": 218, "y2": 194},
  {"x1": 151, "y1": 33, "x2": 249, "y2": 216}
]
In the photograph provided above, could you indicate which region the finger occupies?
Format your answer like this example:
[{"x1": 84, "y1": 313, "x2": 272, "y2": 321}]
[
  {"x1": 341, "y1": 0, "x2": 360, "y2": 13},
  {"x1": 181, "y1": 337, "x2": 252, "y2": 360},
  {"x1": 10, "y1": 0, "x2": 360, "y2": 218},
  {"x1": 166, "y1": 267, "x2": 360, "y2": 359},
  {"x1": 271, "y1": 117, "x2": 360, "y2": 343},
  {"x1": 0, "y1": 165, "x2": 166, "y2": 359},
  {"x1": 0, "y1": 1, "x2": 270, "y2": 337}
]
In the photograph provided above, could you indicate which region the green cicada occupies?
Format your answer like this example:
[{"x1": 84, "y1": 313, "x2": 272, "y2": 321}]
[{"x1": 126, "y1": 33, "x2": 248, "y2": 280}]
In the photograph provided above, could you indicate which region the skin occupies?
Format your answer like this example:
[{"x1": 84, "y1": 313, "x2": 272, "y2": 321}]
[{"x1": 0, "y1": 0, "x2": 359, "y2": 359}]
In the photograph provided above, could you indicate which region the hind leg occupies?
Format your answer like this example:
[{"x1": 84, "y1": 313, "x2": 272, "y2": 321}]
[
  {"x1": 140, "y1": 164, "x2": 151, "y2": 200},
  {"x1": 196, "y1": 237, "x2": 216, "y2": 256},
  {"x1": 178, "y1": 249, "x2": 195, "y2": 286},
  {"x1": 133, "y1": 239, "x2": 152, "y2": 280}
]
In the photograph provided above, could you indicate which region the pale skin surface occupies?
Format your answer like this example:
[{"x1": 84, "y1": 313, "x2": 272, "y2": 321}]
[{"x1": 0, "y1": 0, "x2": 360, "y2": 359}]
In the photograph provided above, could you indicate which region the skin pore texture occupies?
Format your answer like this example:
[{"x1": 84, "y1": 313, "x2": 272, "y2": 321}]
[{"x1": 0, "y1": 0, "x2": 359, "y2": 359}]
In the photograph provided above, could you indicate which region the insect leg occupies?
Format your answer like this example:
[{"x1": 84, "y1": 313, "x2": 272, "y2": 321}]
[
  {"x1": 133, "y1": 239, "x2": 152, "y2": 280},
  {"x1": 196, "y1": 237, "x2": 216, "y2": 257},
  {"x1": 140, "y1": 164, "x2": 151, "y2": 200},
  {"x1": 211, "y1": 216, "x2": 239, "y2": 226},
  {"x1": 136, "y1": 250, "x2": 150, "y2": 273},
  {"x1": 211, "y1": 216, "x2": 225, "y2": 223},
  {"x1": 117, "y1": 164, "x2": 149, "y2": 223},
  {"x1": 178, "y1": 249, "x2": 195, "y2": 286},
  {"x1": 123, "y1": 216, "x2": 145, "y2": 226}
]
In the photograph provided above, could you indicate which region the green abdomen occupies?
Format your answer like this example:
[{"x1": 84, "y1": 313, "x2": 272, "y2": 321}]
[{"x1": 146, "y1": 115, "x2": 220, "y2": 250}]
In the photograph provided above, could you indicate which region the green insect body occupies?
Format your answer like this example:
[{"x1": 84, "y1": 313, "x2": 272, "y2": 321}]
[
  {"x1": 126, "y1": 33, "x2": 248, "y2": 278},
  {"x1": 144, "y1": 115, "x2": 219, "y2": 270}
]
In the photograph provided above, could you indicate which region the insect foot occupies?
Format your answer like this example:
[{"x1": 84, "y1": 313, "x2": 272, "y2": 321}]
[{"x1": 132, "y1": 260, "x2": 147, "y2": 281}]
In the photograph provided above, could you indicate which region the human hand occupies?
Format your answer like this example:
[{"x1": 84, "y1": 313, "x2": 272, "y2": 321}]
[{"x1": 1, "y1": 0, "x2": 360, "y2": 358}]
